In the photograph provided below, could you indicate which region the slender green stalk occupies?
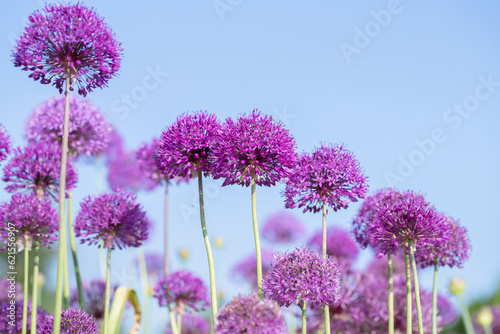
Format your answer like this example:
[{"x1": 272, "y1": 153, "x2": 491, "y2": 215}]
[
  {"x1": 388, "y1": 253, "x2": 394, "y2": 334},
  {"x1": 302, "y1": 302, "x2": 307, "y2": 334},
  {"x1": 409, "y1": 240, "x2": 424, "y2": 334},
  {"x1": 250, "y1": 174, "x2": 263, "y2": 299},
  {"x1": 405, "y1": 247, "x2": 412, "y2": 334},
  {"x1": 53, "y1": 73, "x2": 71, "y2": 334},
  {"x1": 197, "y1": 170, "x2": 218, "y2": 325},
  {"x1": 322, "y1": 202, "x2": 331, "y2": 334},
  {"x1": 67, "y1": 190, "x2": 84, "y2": 308},
  {"x1": 22, "y1": 244, "x2": 29, "y2": 334},
  {"x1": 482, "y1": 324, "x2": 493, "y2": 334},
  {"x1": 30, "y1": 242, "x2": 40, "y2": 334},
  {"x1": 432, "y1": 260, "x2": 438, "y2": 334},
  {"x1": 459, "y1": 295, "x2": 475, "y2": 334},
  {"x1": 177, "y1": 313, "x2": 182, "y2": 334},
  {"x1": 164, "y1": 181, "x2": 169, "y2": 277},
  {"x1": 137, "y1": 248, "x2": 149, "y2": 334},
  {"x1": 103, "y1": 247, "x2": 112, "y2": 334},
  {"x1": 63, "y1": 248, "x2": 69, "y2": 308},
  {"x1": 167, "y1": 302, "x2": 179, "y2": 334}
]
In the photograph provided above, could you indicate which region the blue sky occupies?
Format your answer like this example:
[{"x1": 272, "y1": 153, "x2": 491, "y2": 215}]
[{"x1": 1, "y1": 0, "x2": 499, "y2": 331}]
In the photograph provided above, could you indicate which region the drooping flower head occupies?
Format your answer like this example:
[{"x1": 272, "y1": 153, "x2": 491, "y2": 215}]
[
  {"x1": 284, "y1": 143, "x2": 368, "y2": 213},
  {"x1": 212, "y1": 109, "x2": 297, "y2": 187},
  {"x1": 263, "y1": 247, "x2": 341, "y2": 309},
  {"x1": 153, "y1": 270, "x2": 210, "y2": 313},
  {"x1": 2, "y1": 142, "x2": 78, "y2": 199},
  {"x1": 215, "y1": 294, "x2": 287, "y2": 334},
  {"x1": 38, "y1": 307, "x2": 100, "y2": 334},
  {"x1": 308, "y1": 226, "x2": 359, "y2": 271},
  {"x1": 233, "y1": 248, "x2": 274, "y2": 290},
  {"x1": 74, "y1": 189, "x2": 149, "y2": 249},
  {"x1": 156, "y1": 111, "x2": 221, "y2": 179},
  {"x1": 0, "y1": 124, "x2": 11, "y2": 163},
  {"x1": 12, "y1": 3, "x2": 122, "y2": 96},
  {"x1": 0, "y1": 300, "x2": 47, "y2": 334},
  {"x1": 107, "y1": 150, "x2": 156, "y2": 192},
  {"x1": 166, "y1": 314, "x2": 210, "y2": 334},
  {"x1": 0, "y1": 193, "x2": 58, "y2": 251},
  {"x1": 261, "y1": 211, "x2": 305, "y2": 243},
  {"x1": 25, "y1": 95, "x2": 112, "y2": 158},
  {"x1": 69, "y1": 279, "x2": 112, "y2": 320}
]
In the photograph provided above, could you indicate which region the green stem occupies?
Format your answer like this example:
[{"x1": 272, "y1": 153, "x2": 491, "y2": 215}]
[
  {"x1": 197, "y1": 170, "x2": 218, "y2": 325},
  {"x1": 30, "y1": 242, "x2": 40, "y2": 334},
  {"x1": 103, "y1": 247, "x2": 112, "y2": 334},
  {"x1": 137, "y1": 248, "x2": 149, "y2": 334},
  {"x1": 482, "y1": 324, "x2": 493, "y2": 334},
  {"x1": 63, "y1": 246, "x2": 69, "y2": 308},
  {"x1": 302, "y1": 302, "x2": 307, "y2": 334},
  {"x1": 22, "y1": 245, "x2": 29, "y2": 334},
  {"x1": 251, "y1": 174, "x2": 263, "y2": 299},
  {"x1": 177, "y1": 313, "x2": 182, "y2": 334},
  {"x1": 459, "y1": 295, "x2": 475, "y2": 334},
  {"x1": 53, "y1": 73, "x2": 71, "y2": 334},
  {"x1": 167, "y1": 302, "x2": 179, "y2": 334},
  {"x1": 164, "y1": 182, "x2": 169, "y2": 277},
  {"x1": 67, "y1": 190, "x2": 85, "y2": 308},
  {"x1": 409, "y1": 240, "x2": 424, "y2": 334},
  {"x1": 432, "y1": 260, "x2": 438, "y2": 334},
  {"x1": 388, "y1": 253, "x2": 394, "y2": 334},
  {"x1": 322, "y1": 202, "x2": 331, "y2": 334},
  {"x1": 405, "y1": 247, "x2": 412, "y2": 334}
]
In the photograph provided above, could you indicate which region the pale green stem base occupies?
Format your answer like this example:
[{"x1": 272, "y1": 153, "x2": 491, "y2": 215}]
[
  {"x1": 137, "y1": 248, "x2": 149, "y2": 334},
  {"x1": 409, "y1": 240, "x2": 424, "y2": 334},
  {"x1": 103, "y1": 247, "x2": 112, "y2": 334},
  {"x1": 432, "y1": 261, "x2": 438, "y2": 334},
  {"x1": 405, "y1": 249, "x2": 412, "y2": 334},
  {"x1": 168, "y1": 302, "x2": 179, "y2": 334},
  {"x1": 177, "y1": 313, "x2": 182, "y2": 334},
  {"x1": 22, "y1": 246, "x2": 29, "y2": 334},
  {"x1": 302, "y1": 302, "x2": 307, "y2": 334},
  {"x1": 482, "y1": 324, "x2": 493, "y2": 334},
  {"x1": 459, "y1": 295, "x2": 475, "y2": 334},
  {"x1": 388, "y1": 253, "x2": 394, "y2": 334},
  {"x1": 30, "y1": 242, "x2": 40, "y2": 334},
  {"x1": 322, "y1": 202, "x2": 331, "y2": 334},
  {"x1": 67, "y1": 190, "x2": 84, "y2": 308},
  {"x1": 251, "y1": 175, "x2": 263, "y2": 299}
]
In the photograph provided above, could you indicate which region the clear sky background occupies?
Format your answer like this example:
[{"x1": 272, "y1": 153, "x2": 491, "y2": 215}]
[{"x1": 1, "y1": 1, "x2": 499, "y2": 332}]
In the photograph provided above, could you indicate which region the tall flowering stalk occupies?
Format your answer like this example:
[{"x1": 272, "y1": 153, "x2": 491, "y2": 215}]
[
  {"x1": 212, "y1": 109, "x2": 297, "y2": 298},
  {"x1": 284, "y1": 143, "x2": 367, "y2": 333},
  {"x1": 12, "y1": 4, "x2": 122, "y2": 332}
]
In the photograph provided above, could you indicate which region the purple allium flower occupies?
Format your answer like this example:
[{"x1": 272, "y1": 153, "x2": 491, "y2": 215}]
[
  {"x1": 262, "y1": 247, "x2": 341, "y2": 309},
  {"x1": 414, "y1": 215, "x2": 471, "y2": 269},
  {"x1": 0, "y1": 300, "x2": 47, "y2": 334},
  {"x1": 261, "y1": 211, "x2": 305, "y2": 243},
  {"x1": 104, "y1": 128, "x2": 125, "y2": 162},
  {"x1": 308, "y1": 226, "x2": 359, "y2": 271},
  {"x1": 12, "y1": 3, "x2": 122, "y2": 97},
  {"x1": 69, "y1": 279, "x2": 112, "y2": 320},
  {"x1": 215, "y1": 294, "x2": 287, "y2": 334},
  {"x1": 107, "y1": 150, "x2": 156, "y2": 192},
  {"x1": 212, "y1": 109, "x2": 297, "y2": 187},
  {"x1": 136, "y1": 137, "x2": 166, "y2": 188},
  {"x1": 166, "y1": 314, "x2": 210, "y2": 334},
  {"x1": 156, "y1": 111, "x2": 221, "y2": 179},
  {"x1": 0, "y1": 277, "x2": 23, "y2": 303},
  {"x1": 0, "y1": 124, "x2": 11, "y2": 163},
  {"x1": 25, "y1": 95, "x2": 112, "y2": 158},
  {"x1": 233, "y1": 248, "x2": 274, "y2": 289},
  {"x1": 143, "y1": 252, "x2": 164, "y2": 283},
  {"x1": 153, "y1": 270, "x2": 210, "y2": 313},
  {"x1": 0, "y1": 193, "x2": 58, "y2": 251},
  {"x1": 284, "y1": 143, "x2": 368, "y2": 213},
  {"x1": 38, "y1": 307, "x2": 100, "y2": 334},
  {"x1": 2, "y1": 142, "x2": 78, "y2": 199},
  {"x1": 74, "y1": 189, "x2": 149, "y2": 249},
  {"x1": 473, "y1": 305, "x2": 500, "y2": 334},
  {"x1": 437, "y1": 294, "x2": 458, "y2": 327}
]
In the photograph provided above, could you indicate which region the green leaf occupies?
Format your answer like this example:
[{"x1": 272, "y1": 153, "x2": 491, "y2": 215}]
[{"x1": 108, "y1": 286, "x2": 141, "y2": 334}]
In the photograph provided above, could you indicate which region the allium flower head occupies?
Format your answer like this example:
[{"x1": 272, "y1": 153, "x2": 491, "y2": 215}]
[
  {"x1": 233, "y1": 248, "x2": 274, "y2": 289},
  {"x1": 212, "y1": 109, "x2": 297, "y2": 187},
  {"x1": 0, "y1": 300, "x2": 47, "y2": 334},
  {"x1": 107, "y1": 150, "x2": 156, "y2": 192},
  {"x1": 74, "y1": 189, "x2": 149, "y2": 249},
  {"x1": 263, "y1": 247, "x2": 341, "y2": 309},
  {"x1": 261, "y1": 211, "x2": 305, "y2": 243},
  {"x1": 308, "y1": 226, "x2": 359, "y2": 271},
  {"x1": 0, "y1": 193, "x2": 58, "y2": 251},
  {"x1": 26, "y1": 95, "x2": 112, "y2": 158},
  {"x1": 2, "y1": 142, "x2": 78, "y2": 199},
  {"x1": 153, "y1": 270, "x2": 210, "y2": 313},
  {"x1": 156, "y1": 111, "x2": 221, "y2": 179},
  {"x1": 284, "y1": 143, "x2": 368, "y2": 213},
  {"x1": 0, "y1": 124, "x2": 11, "y2": 163},
  {"x1": 215, "y1": 294, "x2": 287, "y2": 334},
  {"x1": 38, "y1": 307, "x2": 100, "y2": 334},
  {"x1": 69, "y1": 279, "x2": 112, "y2": 320},
  {"x1": 166, "y1": 314, "x2": 210, "y2": 334},
  {"x1": 12, "y1": 3, "x2": 122, "y2": 96},
  {"x1": 0, "y1": 277, "x2": 23, "y2": 303}
]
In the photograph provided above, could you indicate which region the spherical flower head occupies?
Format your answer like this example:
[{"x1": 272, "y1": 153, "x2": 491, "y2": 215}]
[
  {"x1": 284, "y1": 143, "x2": 368, "y2": 213},
  {"x1": 2, "y1": 141, "x2": 78, "y2": 199},
  {"x1": 38, "y1": 307, "x2": 100, "y2": 333},
  {"x1": 261, "y1": 211, "x2": 305, "y2": 243},
  {"x1": 12, "y1": 3, "x2": 122, "y2": 96},
  {"x1": 69, "y1": 279, "x2": 112, "y2": 320},
  {"x1": 153, "y1": 270, "x2": 210, "y2": 313},
  {"x1": 263, "y1": 247, "x2": 341, "y2": 309},
  {"x1": 215, "y1": 294, "x2": 287, "y2": 334},
  {"x1": 0, "y1": 124, "x2": 11, "y2": 163},
  {"x1": 0, "y1": 300, "x2": 47, "y2": 334},
  {"x1": 156, "y1": 111, "x2": 221, "y2": 179},
  {"x1": 415, "y1": 215, "x2": 471, "y2": 269},
  {"x1": 166, "y1": 314, "x2": 210, "y2": 334},
  {"x1": 233, "y1": 248, "x2": 274, "y2": 290},
  {"x1": 0, "y1": 277, "x2": 23, "y2": 303},
  {"x1": 437, "y1": 294, "x2": 458, "y2": 327},
  {"x1": 74, "y1": 189, "x2": 149, "y2": 250},
  {"x1": 107, "y1": 150, "x2": 157, "y2": 192},
  {"x1": 25, "y1": 95, "x2": 112, "y2": 158},
  {"x1": 0, "y1": 193, "x2": 58, "y2": 251},
  {"x1": 474, "y1": 305, "x2": 500, "y2": 334},
  {"x1": 212, "y1": 109, "x2": 297, "y2": 187},
  {"x1": 308, "y1": 226, "x2": 359, "y2": 272}
]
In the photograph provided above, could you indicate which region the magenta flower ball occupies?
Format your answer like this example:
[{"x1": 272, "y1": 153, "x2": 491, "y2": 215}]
[
  {"x1": 0, "y1": 124, "x2": 11, "y2": 163},
  {"x1": 232, "y1": 248, "x2": 275, "y2": 290},
  {"x1": 38, "y1": 307, "x2": 100, "y2": 334},
  {"x1": 69, "y1": 279, "x2": 113, "y2": 320},
  {"x1": 0, "y1": 300, "x2": 47, "y2": 334},
  {"x1": 107, "y1": 150, "x2": 156, "y2": 192},
  {"x1": 261, "y1": 211, "x2": 305, "y2": 244}
]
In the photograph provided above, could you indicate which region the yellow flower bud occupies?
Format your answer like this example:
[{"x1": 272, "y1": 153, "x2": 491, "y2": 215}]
[
  {"x1": 178, "y1": 248, "x2": 190, "y2": 261},
  {"x1": 476, "y1": 306, "x2": 493, "y2": 328},
  {"x1": 449, "y1": 277, "x2": 466, "y2": 296},
  {"x1": 214, "y1": 236, "x2": 225, "y2": 249}
]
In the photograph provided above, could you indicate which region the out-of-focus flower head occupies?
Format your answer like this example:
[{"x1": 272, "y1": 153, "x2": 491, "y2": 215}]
[
  {"x1": 0, "y1": 300, "x2": 47, "y2": 334},
  {"x1": 233, "y1": 248, "x2": 274, "y2": 290},
  {"x1": 107, "y1": 150, "x2": 156, "y2": 192},
  {"x1": 165, "y1": 314, "x2": 210, "y2": 334},
  {"x1": 69, "y1": 279, "x2": 113, "y2": 320},
  {"x1": 473, "y1": 305, "x2": 500, "y2": 334},
  {"x1": 261, "y1": 211, "x2": 305, "y2": 244},
  {"x1": 0, "y1": 124, "x2": 11, "y2": 163}
]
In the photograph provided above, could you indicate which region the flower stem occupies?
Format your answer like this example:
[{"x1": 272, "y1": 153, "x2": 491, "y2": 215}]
[
  {"x1": 22, "y1": 245, "x2": 29, "y2": 334},
  {"x1": 432, "y1": 260, "x2": 438, "y2": 334},
  {"x1": 177, "y1": 313, "x2": 182, "y2": 334},
  {"x1": 167, "y1": 302, "x2": 179, "y2": 334},
  {"x1": 137, "y1": 248, "x2": 149, "y2": 334},
  {"x1": 388, "y1": 253, "x2": 394, "y2": 334},
  {"x1": 482, "y1": 324, "x2": 493, "y2": 334},
  {"x1": 103, "y1": 247, "x2": 112, "y2": 334},
  {"x1": 197, "y1": 170, "x2": 218, "y2": 325},
  {"x1": 164, "y1": 182, "x2": 169, "y2": 277},
  {"x1": 53, "y1": 73, "x2": 71, "y2": 334},
  {"x1": 63, "y1": 243, "x2": 69, "y2": 308},
  {"x1": 459, "y1": 295, "x2": 475, "y2": 334},
  {"x1": 67, "y1": 190, "x2": 84, "y2": 308},
  {"x1": 30, "y1": 241, "x2": 40, "y2": 334},
  {"x1": 409, "y1": 240, "x2": 424, "y2": 334},
  {"x1": 322, "y1": 202, "x2": 331, "y2": 334},
  {"x1": 405, "y1": 246, "x2": 412, "y2": 334},
  {"x1": 302, "y1": 302, "x2": 307, "y2": 334},
  {"x1": 251, "y1": 174, "x2": 263, "y2": 299}
]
